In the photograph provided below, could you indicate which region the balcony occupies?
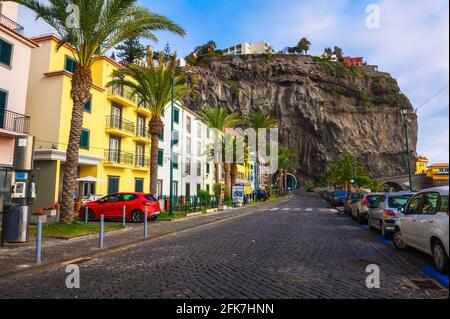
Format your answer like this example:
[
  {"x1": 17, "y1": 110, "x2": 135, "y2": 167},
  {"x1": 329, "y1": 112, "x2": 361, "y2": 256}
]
[
  {"x1": 0, "y1": 109, "x2": 30, "y2": 135},
  {"x1": 108, "y1": 85, "x2": 141, "y2": 108},
  {"x1": 105, "y1": 116, "x2": 135, "y2": 138},
  {"x1": 133, "y1": 125, "x2": 151, "y2": 144},
  {"x1": 0, "y1": 14, "x2": 24, "y2": 34},
  {"x1": 132, "y1": 155, "x2": 150, "y2": 171},
  {"x1": 104, "y1": 150, "x2": 133, "y2": 168}
]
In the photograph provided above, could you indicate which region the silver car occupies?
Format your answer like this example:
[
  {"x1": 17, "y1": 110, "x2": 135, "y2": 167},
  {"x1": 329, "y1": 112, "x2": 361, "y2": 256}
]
[{"x1": 368, "y1": 192, "x2": 415, "y2": 238}]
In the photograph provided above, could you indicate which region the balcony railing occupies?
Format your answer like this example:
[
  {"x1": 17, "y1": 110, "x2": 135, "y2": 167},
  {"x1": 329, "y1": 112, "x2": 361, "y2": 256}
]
[
  {"x1": 135, "y1": 125, "x2": 150, "y2": 139},
  {"x1": 0, "y1": 14, "x2": 24, "y2": 34},
  {"x1": 0, "y1": 109, "x2": 30, "y2": 134},
  {"x1": 104, "y1": 150, "x2": 134, "y2": 166},
  {"x1": 134, "y1": 155, "x2": 150, "y2": 168},
  {"x1": 108, "y1": 85, "x2": 145, "y2": 106},
  {"x1": 106, "y1": 116, "x2": 135, "y2": 134}
]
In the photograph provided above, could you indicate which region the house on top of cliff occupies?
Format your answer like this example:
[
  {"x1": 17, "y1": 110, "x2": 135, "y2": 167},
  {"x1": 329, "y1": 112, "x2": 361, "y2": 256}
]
[
  {"x1": 222, "y1": 42, "x2": 276, "y2": 55},
  {"x1": 343, "y1": 56, "x2": 364, "y2": 67}
]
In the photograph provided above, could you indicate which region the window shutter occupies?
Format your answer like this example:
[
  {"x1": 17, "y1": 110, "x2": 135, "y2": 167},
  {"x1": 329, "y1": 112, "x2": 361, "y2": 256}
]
[{"x1": 0, "y1": 39, "x2": 13, "y2": 66}]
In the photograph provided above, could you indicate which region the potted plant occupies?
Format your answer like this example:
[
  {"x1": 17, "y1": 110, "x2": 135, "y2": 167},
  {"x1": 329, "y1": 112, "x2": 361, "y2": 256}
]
[
  {"x1": 30, "y1": 210, "x2": 47, "y2": 225},
  {"x1": 44, "y1": 203, "x2": 58, "y2": 224}
]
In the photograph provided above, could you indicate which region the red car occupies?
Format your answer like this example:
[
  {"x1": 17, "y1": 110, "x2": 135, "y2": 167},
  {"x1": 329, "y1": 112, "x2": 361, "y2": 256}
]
[{"x1": 79, "y1": 193, "x2": 161, "y2": 223}]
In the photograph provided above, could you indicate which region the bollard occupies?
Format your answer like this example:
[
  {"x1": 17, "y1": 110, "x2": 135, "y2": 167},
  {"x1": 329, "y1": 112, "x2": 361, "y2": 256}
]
[
  {"x1": 99, "y1": 215, "x2": 104, "y2": 249},
  {"x1": 56, "y1": 207, "x2": 60, "y2": 223},
  {"x1": 122, "y1": 205, "x2": 126, "y2": 227},
  {"x1": 36, "y1": 220, "x2": 42, "y2": 263},
  {"x1": 144, "y1": 208, "x2": 148, "y2": 238},
  {"x1": 85, "y1": 206, "x2": 89, "y2": 224}
]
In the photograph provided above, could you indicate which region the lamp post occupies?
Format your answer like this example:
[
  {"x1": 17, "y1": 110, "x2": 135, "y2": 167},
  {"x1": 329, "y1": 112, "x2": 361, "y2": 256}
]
[{"x1": 401, "y1": 106, "x2": 414, "y2": 192}]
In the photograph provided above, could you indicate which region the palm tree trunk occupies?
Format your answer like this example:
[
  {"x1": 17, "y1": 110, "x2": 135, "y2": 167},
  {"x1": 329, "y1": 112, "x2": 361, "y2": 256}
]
[
  {"x1": 224, "y1": 163, "x2": 232, "y2": 199},
  {"x1": 231, "y1": 163, "x2": 238, "y2": 186},
  {"x1": 278, "y1": 170, "x2": 283, "y2": 195},
  {"x1": 60, "y1": 66, "x2": 92, "y2": 224},
  {"x1": 149, "y1": 116, "x2": 164, "y2": 195}
]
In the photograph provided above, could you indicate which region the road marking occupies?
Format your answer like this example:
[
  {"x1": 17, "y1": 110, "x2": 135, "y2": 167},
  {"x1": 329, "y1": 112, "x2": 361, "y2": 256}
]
[
  {"x1": 305, "y1": 208, "x2": 313, "y2": 212},
  {"x1": 422, "y1": 266, "x2": 449, "y2": 289},
  {"x1": 270, "y1": 208, "x2": 280, "y2": 211},
  {"x1": 282, "y1": 208, "x2": 291, "y2": 211},
  {"x1": 294, "y1": 208, "x2": 302, "y2": 211},
  {"x1": 376, "y1": 236, "x2": 391, "y2": 246}
]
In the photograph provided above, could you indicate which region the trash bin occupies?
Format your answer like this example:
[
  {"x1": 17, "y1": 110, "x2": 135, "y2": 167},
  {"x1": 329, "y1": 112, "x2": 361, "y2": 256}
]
[{"x1": 2, "y1": 204, "x2": 29, "y2": 243}]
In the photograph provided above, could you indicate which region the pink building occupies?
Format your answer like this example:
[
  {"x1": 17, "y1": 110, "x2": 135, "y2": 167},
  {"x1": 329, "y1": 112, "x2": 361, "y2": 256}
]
[
  {"x1": 1, "y1": 2, "x2": 38, "y2": 201},
  {"x1": 0, "y1": 2, "x2": 38, "y2": 168}
]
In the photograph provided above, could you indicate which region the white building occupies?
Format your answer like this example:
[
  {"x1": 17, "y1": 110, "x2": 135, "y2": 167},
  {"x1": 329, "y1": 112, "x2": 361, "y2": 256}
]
[
  {"x1": 222, "y1": 41, "x2": 276, "y2": 56},
  {"x1": 157, "y1": 101, "x2": 215, "y2": 198}
]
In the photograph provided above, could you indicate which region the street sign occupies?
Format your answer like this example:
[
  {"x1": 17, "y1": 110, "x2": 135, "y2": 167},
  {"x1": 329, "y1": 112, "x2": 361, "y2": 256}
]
[{"x1": 232, "y1": 185, "x2": 245, "y2": 203}]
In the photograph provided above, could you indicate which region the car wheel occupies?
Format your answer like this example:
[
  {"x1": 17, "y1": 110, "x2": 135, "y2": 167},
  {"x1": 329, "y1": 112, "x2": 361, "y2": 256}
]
[
  {"x1": 131, "y1": 210, "x2": 144, "y2": 223},
  {"x1": 393, "y1": 229, "x2": 407, "y2": 251},
  {"x1": 432, "y1": 240, "x2": 449, "y2": 274},
  {"x1": 381, "y1": 223, "x2": 391, "y2": 239}
]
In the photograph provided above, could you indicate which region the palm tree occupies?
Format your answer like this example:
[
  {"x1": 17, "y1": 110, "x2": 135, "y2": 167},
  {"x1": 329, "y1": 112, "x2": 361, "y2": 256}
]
[
  {"x1": 278, "y1": 147, "x2": 296, "y2": 195},
  {"x1": 16, "y1": 0, "x2": 185, "y2": 223},
  {"x1": 198, "y1": 107, "x2": 241, "y2": 199},
  {"x1": 246, "y1": 109, "x2": 278, "y2": 192},
  {"x1": 107, "y1": 51, "x2": 187, "y2": 195}
]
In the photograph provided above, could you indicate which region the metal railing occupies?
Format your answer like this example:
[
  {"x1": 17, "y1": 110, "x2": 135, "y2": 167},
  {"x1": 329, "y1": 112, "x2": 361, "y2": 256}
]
[
  {"x1": 135, "y1": 125, "x2": 150, "y2": 139},
  {"x1": 157, "y1": 195, "x2": 220, "y2": 212},
  {"x1": 108, "y1": 85, "x2": 145, "y2": 106},
  {"x1": 105, "y1": 116, "x2": 135, "y2": 134},
  {"x1": 104, "y1": 150, "x2": 134, "y2": 166},
  {"x1": 0, "y1": 109, "x2": 30, "y2": 134},
  {"x1": 0, "y1": 14, "x2": 24, "y2": 34},
  {"x1": 134, "y1": 155, "x2": 150, "y2": 168}
]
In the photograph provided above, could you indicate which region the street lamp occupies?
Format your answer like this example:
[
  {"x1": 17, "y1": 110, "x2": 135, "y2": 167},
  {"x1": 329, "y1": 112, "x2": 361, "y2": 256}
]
[{"x1": 401, "y1": 106, "x2": 414, "y2": 192}]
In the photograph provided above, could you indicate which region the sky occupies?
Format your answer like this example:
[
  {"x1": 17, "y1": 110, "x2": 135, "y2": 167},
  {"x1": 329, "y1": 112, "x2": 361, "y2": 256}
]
[{"x1": 16, "y1": 0, "x2": 450, "y2": 164}]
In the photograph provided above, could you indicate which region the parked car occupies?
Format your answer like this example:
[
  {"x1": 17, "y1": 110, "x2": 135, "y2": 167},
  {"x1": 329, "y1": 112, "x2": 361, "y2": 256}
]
[
  {"x1": 368, "y1": 192, "x2": 415, "y2": 238},
  {"x1": 80, "y1": 193, "x2": 161, "y2": 223},
  {"x1": 256, "y1": 190, "x2": 268, "y2": 201},
  {"x1": 351, "y1": 193, "x2": 384, "y2": 224},
  {"x1": 80, "y1": 194, "x2": 104, "y2": 205},
  {"x1": 344, "y1": 192, "x2": 362, "y2": 216},
  {"x1": 330, "y1": 190, "x2": 348, "y2": 207},
  {"x1": 393, "y1": 187, "x2": 449, "y2": 273}
]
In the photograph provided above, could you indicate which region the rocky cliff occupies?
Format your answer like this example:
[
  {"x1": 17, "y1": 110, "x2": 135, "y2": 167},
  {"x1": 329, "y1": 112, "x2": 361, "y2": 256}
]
[{"x1": 183, "y1": 54, "x2": 418, "y2": 183}]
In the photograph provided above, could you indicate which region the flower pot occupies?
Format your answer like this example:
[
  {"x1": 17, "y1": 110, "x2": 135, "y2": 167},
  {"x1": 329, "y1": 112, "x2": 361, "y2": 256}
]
[
  {"x1": 30, "y1": 215, "x2": 47, "y2": 225},
  {"x1": 44, "y1": 209, "x2": 57, "y2": 224}
]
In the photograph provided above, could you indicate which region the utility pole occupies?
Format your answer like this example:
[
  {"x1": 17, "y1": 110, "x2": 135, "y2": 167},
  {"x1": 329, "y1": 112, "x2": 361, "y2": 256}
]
[
  {"x1": 169, "y1": 76, "x2": 175, "y2": 217},
  {"x1": 401, "y1": 106, "x2": 414, "y2": 192}
]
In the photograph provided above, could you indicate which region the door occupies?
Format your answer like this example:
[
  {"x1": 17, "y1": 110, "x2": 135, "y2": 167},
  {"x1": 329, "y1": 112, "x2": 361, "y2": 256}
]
[
  {"x1": 109, "y1": 137, "x2": 121, "y2": 163},
  {"x1": 135, "y1": 178, "x2": 144, "y2": 193},
  {"x1": 401, "y1": 193, "x2": 423, "y2": 246},
  {"x1": 0, "y1": 89, "x2": 6, "y2": 129},
  {"x1": 185, "y1": 183, "x2": 191, "y2": 199},
  {"x1": 99, "y1": 193, "x2": 121, "y2": 218},
  {"x1": 118, "y1": 193, "x2": 138, "y2": 218},
  {"x1": 136, "y1": 116, "x2": 145, "y2": 137},
  {"x1": 136, "y1": 144, "x2": 145, "y2": 167},
  {"x1": 107, "y1": 176, "x2": 120, "y2": 194},
  {"x1": 415, "y1": 192, "x2": 440, "y2": 252},
  {"x1": 111, "y1": 105, "x2": 122, "y2": 129}
]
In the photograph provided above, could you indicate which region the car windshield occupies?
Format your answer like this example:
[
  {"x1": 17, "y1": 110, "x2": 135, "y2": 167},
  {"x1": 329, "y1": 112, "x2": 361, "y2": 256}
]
[
  {"x1": 367, "y1": 195, "x2": 382, "y2": 204},
  {"x1": 388, "y1": 195, "x2": 413, "y2": 209}
]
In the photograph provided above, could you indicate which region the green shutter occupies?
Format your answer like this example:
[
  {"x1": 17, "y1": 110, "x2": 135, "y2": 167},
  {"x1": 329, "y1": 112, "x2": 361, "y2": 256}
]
[
  {"x1": 158, "y1": 149, "x2": 164, "y2": 166},
  {"x1": 80, "y1": 130, "x2": 89, "y2": 149},
  {"x1": 135, "y1": 179, "x2": 144, "y2": 193},
  {"x1": 174, "y1": 108, "x2": 180, "y2": 123},
  {"x1": 173, "y1": 131, "x2": 179, "y2": 145},
  {"x1": 173, "y1": 154, "x2": 179, "y2": 169},
  {"x1": 65, "y1": 56, "x2": 77, "y2": 73},
  {"x1": 159, "y1": 130, "x2": 164, "y2": 141},
  {"x1": 0, "y1": 90, "x2": 6, "y2": 109},
  {"x1": 84, "y1": 97, "x2": 92, "y2": 112},
  {"x1": 0, "y1": 39, "x2": 13, "y2": 66},
  {"x1": 108, "y1": 177, "x2": 120, "y2": 194}
]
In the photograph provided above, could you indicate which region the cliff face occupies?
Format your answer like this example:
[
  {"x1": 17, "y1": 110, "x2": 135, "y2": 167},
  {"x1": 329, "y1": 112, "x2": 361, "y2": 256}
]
[{"x1": 183, "y1": 54, "x2": 418, "y2": 182}]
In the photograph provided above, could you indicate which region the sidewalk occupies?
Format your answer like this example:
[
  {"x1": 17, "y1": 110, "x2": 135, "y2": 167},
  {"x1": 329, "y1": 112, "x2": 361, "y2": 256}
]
[{"x1": 0, "y1": 197, "x2": 292, "y2": 278}]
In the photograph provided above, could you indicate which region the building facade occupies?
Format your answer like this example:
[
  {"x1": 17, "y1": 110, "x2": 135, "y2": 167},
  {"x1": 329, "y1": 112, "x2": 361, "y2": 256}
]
[
  {"x1": 416, "y1": 156, "x2": 429, "y2": 175},
  {"x1": 426, "y1": 163, "x2": 449, "y2": 181},
  {"x1": 0, "y1": 1, "x2": 38, "y2": 201},
  {"x1": 222, "y1": 42, "x2": 275, "y2": 55},
  {"x1": 26, "y1": 35, "x2": 152, "y2": 210}
]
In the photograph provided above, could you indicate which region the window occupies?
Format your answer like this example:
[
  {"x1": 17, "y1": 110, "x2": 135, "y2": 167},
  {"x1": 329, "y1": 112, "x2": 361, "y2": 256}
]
[
  {"x1": 84, "y1": 95, "x2": 92, "y2": 112},
  {"x1": 136, "y1": 116, "x2": 145, "y2": 137},
  {"x1": 0, "y1": 89, "x2": 7, "y2": 112},
  {"x1": 174, "y1": 108, "x2": 180, "y2": 124},
  {"x1": 121, "y1": 193, "x2": 138, "y2": 201},
  {"x1": 145, "y1": 195, "x2": 157, "y2": 201},
  {"x1": 206, "y1": 128, "x2": 210, "y2": 138},
  {"x1": 134, "y1": 179, "x2": 144, "y2": 193},
  {"x1": 103, "y1": 194, "x2": 121, "y2": 202},
  {"x1": 107, "y1": 176, "x2": 120, "y2": 194},
  {"x1": 206, "y1": 184, "x2": 210, "y2": 194},
  {"x1": 185, "y1": 183, "x2": 191, "y2": 198},
  {"x1": 80, "y1": 129, "x2": 90, "y2": 150},
  {"x1": 421, "y1": 192, "x2": 439, "y2": 215},
  {"x1": 186, "y1": 116, "x2": 191, "y2": 133},
  {"x1": 64, "y1": 56, "x2": 77, "y2": 73},
  {"x1": 197, "y1": 123, "x2": 202, "y2": 138},
  {"x1": 159, "y1": 130, "x2": 164, "y2": 141},
  {"x1": 173, "y1": 181, "x2": 179, "y2": 197},
  {"x1": 197, "y1": 184, "x2": 201, "y2": 193},
  {"x1": 136, "y1": 144, "x2": 145, "y2": 166},
  {"x1": 186, "y1": 137, "x2": 191, "y2": 154},
  {"x1": 197, "y1": 162, "x2": 202, "y2": 177},
  {"x1": 440, "y1": 196, "x2": 449, "y2": 213},
  {"x1": 173, "y1": 130, "x2": 179, "y2": 146},
  {"x1": 173, "y1": 153, "x2": 179, "y2": 169},
  {"x1": 197, "y1": 142, "x2": 203, "y2": 156},
  {"x1": 157, "y1": 180, "x2": 163, "y2": 198},
  {"x1": 206, "y1": 163, "x2": 210, "y2": 174},
  {"x1": 158, "y1": 149, "x2": 164, "y2": 166},
  {"x1": 0, "y1": 38, "x2": 13, "y2": 67},
  {"x1": 185, "y1": 161, "x2": 191, "y2": 175}
]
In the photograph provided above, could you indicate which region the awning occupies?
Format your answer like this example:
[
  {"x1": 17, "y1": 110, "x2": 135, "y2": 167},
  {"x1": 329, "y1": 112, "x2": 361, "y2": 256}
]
[{"x1": 77, "y1": 176, "x2": 103, "y2": 183}]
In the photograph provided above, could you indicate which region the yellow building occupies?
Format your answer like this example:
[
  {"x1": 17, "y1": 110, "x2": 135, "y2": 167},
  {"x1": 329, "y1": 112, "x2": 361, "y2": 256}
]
[
  {"x1": 26, "y1": 35, "x2": 151, "y2": 209},
  {"x1": 426, "y1": 163, "x2": 449, "y2": 181},
  {"x1": 416, "y1": 156, "x2": 429, "y2": 175}
]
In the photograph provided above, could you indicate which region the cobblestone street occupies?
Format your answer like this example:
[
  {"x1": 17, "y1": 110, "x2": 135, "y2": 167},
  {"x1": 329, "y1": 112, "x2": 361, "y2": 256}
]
[{"x1": 0, "y1": 193, "x2": 448, "y2": 299}]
